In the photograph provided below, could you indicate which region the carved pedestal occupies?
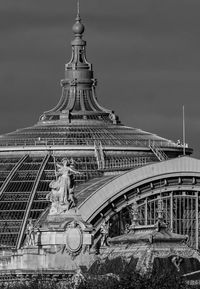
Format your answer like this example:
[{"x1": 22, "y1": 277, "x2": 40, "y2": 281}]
[{"x1": 1, "y1": 210, "x2": 95, "y2": 274}]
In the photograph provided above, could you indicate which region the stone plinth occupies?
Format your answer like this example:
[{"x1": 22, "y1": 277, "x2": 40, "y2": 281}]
[{"x1": 0, "y1": 209, "x2": 95, "y2": 274}]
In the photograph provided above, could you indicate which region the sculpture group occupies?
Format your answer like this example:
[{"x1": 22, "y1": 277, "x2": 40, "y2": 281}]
[{"x1": 47, "y1": 158, "x2": 81, "y2": 214}]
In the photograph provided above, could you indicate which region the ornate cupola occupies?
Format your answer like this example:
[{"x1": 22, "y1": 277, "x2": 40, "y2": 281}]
[
  {"x1": 0, "y1": 3, "x2": 192, "y2": 159},
  {"x1": 39, "y1": 3, "x2": 119, "y2": 125}
]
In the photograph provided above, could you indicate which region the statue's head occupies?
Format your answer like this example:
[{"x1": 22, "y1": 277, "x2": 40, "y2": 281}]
[{"x1": 62, "y1": 158, "x2": 70, "y2": 166}]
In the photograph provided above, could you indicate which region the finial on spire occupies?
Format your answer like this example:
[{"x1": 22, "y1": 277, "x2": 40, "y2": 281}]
[
  {"x1": 72, "y1": 0, "x2": 84, "y2": 35},
  {"x1": 77, "y1": 0, "x2": 80, "y2": 19}
]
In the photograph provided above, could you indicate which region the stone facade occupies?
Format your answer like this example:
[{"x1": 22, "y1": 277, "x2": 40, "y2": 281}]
[{"x1": 0, "y1": 210, "x2": 95, "y2": 273}]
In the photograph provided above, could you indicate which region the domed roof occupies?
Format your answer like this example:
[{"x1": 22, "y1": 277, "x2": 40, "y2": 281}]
[
  {"x1": 0, "y1": 12, "x2": 191, "y2": 157},
  {"x1": 0, "y1": 11, "x2": 192, "y2": 251},
  {"x1": 0, "y1": 123, "x2": 179, "y2": 148}
]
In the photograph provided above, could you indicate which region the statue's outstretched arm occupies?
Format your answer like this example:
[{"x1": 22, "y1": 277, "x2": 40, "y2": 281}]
[
  {"x1": 56, "y1": 163, "x2": 63, "y2": 170},
  {"x1": 69, "y1": 167, "x2": 82, "y2": 175}
]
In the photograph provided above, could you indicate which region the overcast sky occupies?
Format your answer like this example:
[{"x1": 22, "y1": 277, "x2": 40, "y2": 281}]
[{"x1": 0, "y1": 0, "x2": 200, "y2": 156}]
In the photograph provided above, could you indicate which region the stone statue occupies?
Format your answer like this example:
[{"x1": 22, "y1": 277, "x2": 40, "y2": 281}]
[
  {"x1": 130, "y1": 201, "x2": 139, "y2": 228},
  {"x1": 47, "y1": 158, "x2": 82, "y2": 214},
  {"x1": 71, "y1": 268, "x2": 85, "y2": 288},
  {"x1": 26, "y1": 219, "x2": 35, "y2": 246},
  {"x1": 171, "y1": 256, "x2": 183, "y2": 272},
  {"x1": 155, "y1": 196, "x2": 166, "y2": 231},
  {"x1": 124, "y1": 223, "x2": 130, "y2": 234},
  {"x1": 100, "y1": 221, "x2": 109, "y2": 247}
]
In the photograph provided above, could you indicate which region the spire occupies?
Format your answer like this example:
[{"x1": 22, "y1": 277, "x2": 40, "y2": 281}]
[
  {"x1": 39, "y1": 3, "x2": 119, "y2": 125},
  {"x1": 69, "y1": 3, "x2": 89, "y2": 72},
  {"x1": 77, "y1": 0, "x2": 80, "y2": 20},
  {"x1": 72, "y1": 0, "x2": 85, "y2": 45}
]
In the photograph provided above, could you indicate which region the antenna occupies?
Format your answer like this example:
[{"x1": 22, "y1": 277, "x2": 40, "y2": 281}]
[{"x1": 182, "y1": 105, "x2": 186, "y2": 156}]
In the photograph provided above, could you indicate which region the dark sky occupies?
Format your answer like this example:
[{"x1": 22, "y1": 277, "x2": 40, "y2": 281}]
[{"x1": 0, "y1": 0, "x2": 200, "y2": 156}]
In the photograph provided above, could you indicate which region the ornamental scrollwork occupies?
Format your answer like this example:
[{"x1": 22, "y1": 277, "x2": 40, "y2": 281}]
[{"x1": 65, "y1": 221, "x2": 83, "y2": 260}]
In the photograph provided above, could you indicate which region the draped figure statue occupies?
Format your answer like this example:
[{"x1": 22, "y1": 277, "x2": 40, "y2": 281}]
[
  {"x1": 25, "y1": 219, "x2": 36, "y2": 246},
  {"x1": 47, "y1": 158, "x2": 82, "y2": 213}
]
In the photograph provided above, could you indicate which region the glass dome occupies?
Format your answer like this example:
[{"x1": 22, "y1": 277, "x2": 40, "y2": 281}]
[{"x1": 0, "y1": 12, "x2": 192, "y2": 250}]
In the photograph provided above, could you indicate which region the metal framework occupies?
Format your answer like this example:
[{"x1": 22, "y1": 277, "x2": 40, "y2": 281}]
[
  {"x1": 0, "y1": 127, "x2": 182, "y2": 148},
  {"x1": 79, "y1": 172, "x2": 200, "y2": 251},
  {"x1": 0, "y1": 156, "x2": 50, "y2": 248},
  {"x1": 16, "y1": 154, "x2": 50, "y2": 249},
  {"x1": 109, "y1": 190, "x2": 199, "y2": 249},
  {"x1": 0, "y1": 154, "x2": 104, "y2": 249}
]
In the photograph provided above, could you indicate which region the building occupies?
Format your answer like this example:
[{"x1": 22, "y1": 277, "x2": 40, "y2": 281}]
[{"x1": 0, "y1": 4, "x2": 199, "y2": 262}]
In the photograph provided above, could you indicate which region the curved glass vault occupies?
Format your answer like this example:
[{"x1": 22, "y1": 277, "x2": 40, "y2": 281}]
[
  {"x1": 0, "y1": 154, "x2": 102, "y2": 249},
  {"x1": 109, "y1": 190, "x2": 200, "y2": 249}
]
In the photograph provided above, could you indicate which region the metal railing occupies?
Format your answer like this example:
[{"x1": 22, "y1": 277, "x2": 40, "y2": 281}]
[{"x1": 0, "y1": 138, "x2": 182, "y2": 148}]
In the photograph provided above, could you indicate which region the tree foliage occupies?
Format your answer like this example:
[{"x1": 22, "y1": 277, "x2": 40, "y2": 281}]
[
  {"x1": 78, "y1": 263, "x2": 192, "y2": 289},
  {"x1": 0, "y1": 266, "x2": 194, "y2": 289}
]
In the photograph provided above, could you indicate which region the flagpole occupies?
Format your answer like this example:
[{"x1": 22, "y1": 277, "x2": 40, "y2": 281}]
[{"x1": 183, "y1": 105, "x2": 186, "y2": 156}]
